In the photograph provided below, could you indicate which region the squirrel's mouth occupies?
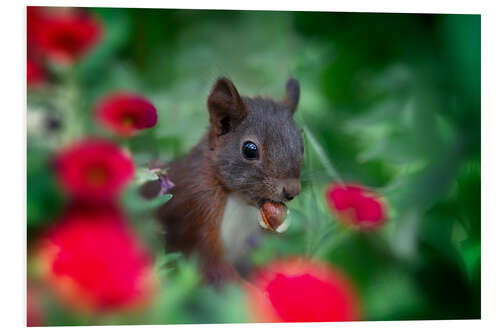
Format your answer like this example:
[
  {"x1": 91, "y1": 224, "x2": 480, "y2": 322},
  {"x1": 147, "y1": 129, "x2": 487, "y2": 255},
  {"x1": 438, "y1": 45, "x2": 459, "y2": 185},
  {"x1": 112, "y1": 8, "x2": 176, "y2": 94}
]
[{"x1": 256, "y1": 199, "x2": 290, "y2": 233}]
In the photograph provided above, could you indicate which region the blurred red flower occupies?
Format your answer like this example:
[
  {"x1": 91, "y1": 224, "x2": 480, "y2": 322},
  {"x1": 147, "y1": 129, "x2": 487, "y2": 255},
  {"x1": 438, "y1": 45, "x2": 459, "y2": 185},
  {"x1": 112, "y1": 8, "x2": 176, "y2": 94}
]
[
  {"x1": 95, "y1": 93, "x2": 158, "y2": 137},
  {"x1": 54, "y1": 139, "x2": 134, "y2": 201},
  {"x1": 27, "y1": 7, "x2": 47, "y2": 47},
  {"x1": 248, "y1": 258, "x2": 360, "y2": 322},
  {"x1": 27, "y1": 58, "x2": 46, "y2": 86},
  {"x1": 35, "y1": 9, "x2": 101, "y2": 63},
  {"x1": 325, "y1": 182, "x2": 387, "y2": 229},
  {"x1": 37, "y1": 206, "x2": 155, "y2": 311}
]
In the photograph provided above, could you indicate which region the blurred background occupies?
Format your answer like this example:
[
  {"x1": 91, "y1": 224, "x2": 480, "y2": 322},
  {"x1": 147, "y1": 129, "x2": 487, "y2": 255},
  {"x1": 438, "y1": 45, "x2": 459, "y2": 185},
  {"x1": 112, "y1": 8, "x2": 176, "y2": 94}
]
[{"x1": 27, "y1": 7, "x2": 480, "y2": 325}]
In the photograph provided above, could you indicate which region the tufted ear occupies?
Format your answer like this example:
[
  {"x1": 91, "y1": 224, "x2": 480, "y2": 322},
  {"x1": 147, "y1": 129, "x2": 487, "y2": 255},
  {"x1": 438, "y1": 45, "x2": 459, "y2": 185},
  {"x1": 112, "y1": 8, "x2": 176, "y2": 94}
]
[
  {"x1": 284, "y1": 78, "x2": 300, "y2": 114},
  {"x1": 207, "y1": 78, "x2": 247, "y2": 141}
]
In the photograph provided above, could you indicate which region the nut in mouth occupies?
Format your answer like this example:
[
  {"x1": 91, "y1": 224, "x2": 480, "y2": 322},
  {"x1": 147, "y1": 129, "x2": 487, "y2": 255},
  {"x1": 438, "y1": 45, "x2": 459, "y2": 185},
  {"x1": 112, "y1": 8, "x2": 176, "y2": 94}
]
[{"x1": 257, "y1": 199, "x2": 290, "y2": 233}]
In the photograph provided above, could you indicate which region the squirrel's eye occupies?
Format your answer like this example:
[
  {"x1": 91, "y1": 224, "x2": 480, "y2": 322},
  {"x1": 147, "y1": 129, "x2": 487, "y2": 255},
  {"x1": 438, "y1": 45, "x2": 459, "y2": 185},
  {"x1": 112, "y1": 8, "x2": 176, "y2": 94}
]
[{"x1": 242, "y1": 141, "x2": 259, "y2": 160}]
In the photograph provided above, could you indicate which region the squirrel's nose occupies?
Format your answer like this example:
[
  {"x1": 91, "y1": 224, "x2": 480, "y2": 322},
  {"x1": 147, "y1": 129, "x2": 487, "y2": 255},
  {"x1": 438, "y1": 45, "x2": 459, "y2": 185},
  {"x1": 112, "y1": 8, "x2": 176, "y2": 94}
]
[{"x1": 281, "y1": 179, "x2": 301, "y2": 201}]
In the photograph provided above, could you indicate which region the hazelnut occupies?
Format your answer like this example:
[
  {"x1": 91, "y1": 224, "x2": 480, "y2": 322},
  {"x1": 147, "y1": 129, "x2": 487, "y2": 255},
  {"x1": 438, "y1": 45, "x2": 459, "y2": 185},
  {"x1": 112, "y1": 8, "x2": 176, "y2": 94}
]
[{"x1": 259, "y1": 201, "x2": 290, "y2": 233}]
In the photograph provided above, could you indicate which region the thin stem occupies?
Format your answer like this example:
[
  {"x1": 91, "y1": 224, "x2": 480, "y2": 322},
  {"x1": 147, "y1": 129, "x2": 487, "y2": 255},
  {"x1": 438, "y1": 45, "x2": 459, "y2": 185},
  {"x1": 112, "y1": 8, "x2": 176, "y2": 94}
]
[
  {"x1": 302, "y1": 124, "x2": 344, "y2": 185},
  {"x1": 59, "y1": 67, "x2": 83, "y2": 144}
]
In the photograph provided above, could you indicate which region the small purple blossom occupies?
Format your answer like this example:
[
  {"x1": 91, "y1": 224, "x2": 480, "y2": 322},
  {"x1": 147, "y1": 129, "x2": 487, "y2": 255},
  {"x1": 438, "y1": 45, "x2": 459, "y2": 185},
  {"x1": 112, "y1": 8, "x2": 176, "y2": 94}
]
[
  {"x1": 157, "y1": 171, "x2": 175, "y2": 195},
  {"x1": 247, "y1": 235, "x2": 260, "y2": 249},
  {"x1": 148, "y1": 161, "x2": 175, "y2": 196}
]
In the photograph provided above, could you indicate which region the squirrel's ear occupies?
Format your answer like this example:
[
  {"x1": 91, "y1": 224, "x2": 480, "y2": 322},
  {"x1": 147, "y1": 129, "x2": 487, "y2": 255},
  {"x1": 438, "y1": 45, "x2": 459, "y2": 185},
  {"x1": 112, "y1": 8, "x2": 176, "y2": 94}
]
[
  {"x1": 207, "y1": 77, "x2": 247, "y2": 138},
  {"x1": 284, "y1": 78, "x2": 300, "y2": 114}
]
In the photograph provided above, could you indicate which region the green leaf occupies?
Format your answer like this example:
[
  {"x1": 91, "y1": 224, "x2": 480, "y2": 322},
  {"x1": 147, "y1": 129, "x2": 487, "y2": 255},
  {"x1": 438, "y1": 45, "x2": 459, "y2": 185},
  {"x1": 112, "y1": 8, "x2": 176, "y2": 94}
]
[
  {"x1": 135, "y1": 167, "x2": 159, "y2": 183},
  {"x1": 122, "y1": 185, "x2": 172, "y2": 213}
]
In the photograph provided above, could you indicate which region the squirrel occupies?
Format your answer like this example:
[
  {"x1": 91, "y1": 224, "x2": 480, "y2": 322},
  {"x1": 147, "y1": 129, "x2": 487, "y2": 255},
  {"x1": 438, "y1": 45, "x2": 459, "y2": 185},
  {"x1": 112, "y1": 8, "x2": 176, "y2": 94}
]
[{"x1": 142, "y1": 77, "x2": 304, "y2": 287}]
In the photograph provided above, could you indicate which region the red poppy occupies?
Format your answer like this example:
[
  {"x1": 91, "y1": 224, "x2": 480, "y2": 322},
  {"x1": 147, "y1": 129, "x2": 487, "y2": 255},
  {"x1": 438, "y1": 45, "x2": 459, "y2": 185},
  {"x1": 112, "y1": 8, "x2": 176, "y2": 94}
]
[
  {"x1": 37, "y1": 206, "x2": 155, "y2": 311},
  {"x1": 54, "y1": 139, "x2": 134, "y2": 201},
  {"x1": 95, "y1": 93, "x2": 158, "y2": 136},
  {"x1": 27, "y1": 58, "x2": 46, "y2": 86},
  {"x1": 248, "y1": 258, "x2": 359, "y2": 322},
  {"x1": 35, "y1": 9, "x2": 101, "y2": 63},
  {"x1": 325, "y1": 182, "x2": 387, "y2": 229}
]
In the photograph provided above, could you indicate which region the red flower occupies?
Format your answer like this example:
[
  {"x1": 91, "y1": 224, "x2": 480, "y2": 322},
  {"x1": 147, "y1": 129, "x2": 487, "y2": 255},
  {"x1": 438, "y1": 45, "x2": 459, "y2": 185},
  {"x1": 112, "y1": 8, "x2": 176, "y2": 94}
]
[
  {"x1": 248, "y1": 258, "x2": 360, "y2": 322},
  {"x1": 54, "y1": 139, "x2": 134, "y2": 201},
  {"x1": 325, "y1": 182, "x2": 387, "y2": 229},
  {"x1": 27, "y1": 58, "x2": 46, "y2": 86},
  {"x1": 35, "y1": 9, "x2": 101, "y2": 63},
  {"x1": 27, "y1": 7, "x2": 47, "y2": 46},
  {"x1": 37, "y1": 206, "x2": 155, "y2": 311},
  {"x1": 95, "y1": 93, "x2": 158, "y2": 136}
]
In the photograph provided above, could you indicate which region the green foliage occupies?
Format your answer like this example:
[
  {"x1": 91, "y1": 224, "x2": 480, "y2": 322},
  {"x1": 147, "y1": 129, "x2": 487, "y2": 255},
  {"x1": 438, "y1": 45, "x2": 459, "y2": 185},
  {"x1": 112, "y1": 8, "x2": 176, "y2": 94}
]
[{"x1": 27, "y1": 146, "x2": 63, "y2": 230}]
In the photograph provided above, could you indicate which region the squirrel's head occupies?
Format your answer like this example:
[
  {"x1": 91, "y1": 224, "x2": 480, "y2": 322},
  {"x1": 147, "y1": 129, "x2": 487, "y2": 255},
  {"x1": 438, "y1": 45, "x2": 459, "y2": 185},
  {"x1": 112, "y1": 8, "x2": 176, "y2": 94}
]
[{"x1": 207, "y1": 77, "x2": 303, "y2": 210}]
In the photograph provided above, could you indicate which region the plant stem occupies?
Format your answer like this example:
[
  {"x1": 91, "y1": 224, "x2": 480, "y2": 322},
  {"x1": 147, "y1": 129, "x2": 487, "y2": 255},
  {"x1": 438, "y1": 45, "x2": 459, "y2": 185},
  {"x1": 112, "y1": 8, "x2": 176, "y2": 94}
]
[
  {"x1": 303, "y1": 124, "x2": 344, "y2": 184},
  {"x1": 59, "y1": 67, "x2": 83, "y2": 145}
]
